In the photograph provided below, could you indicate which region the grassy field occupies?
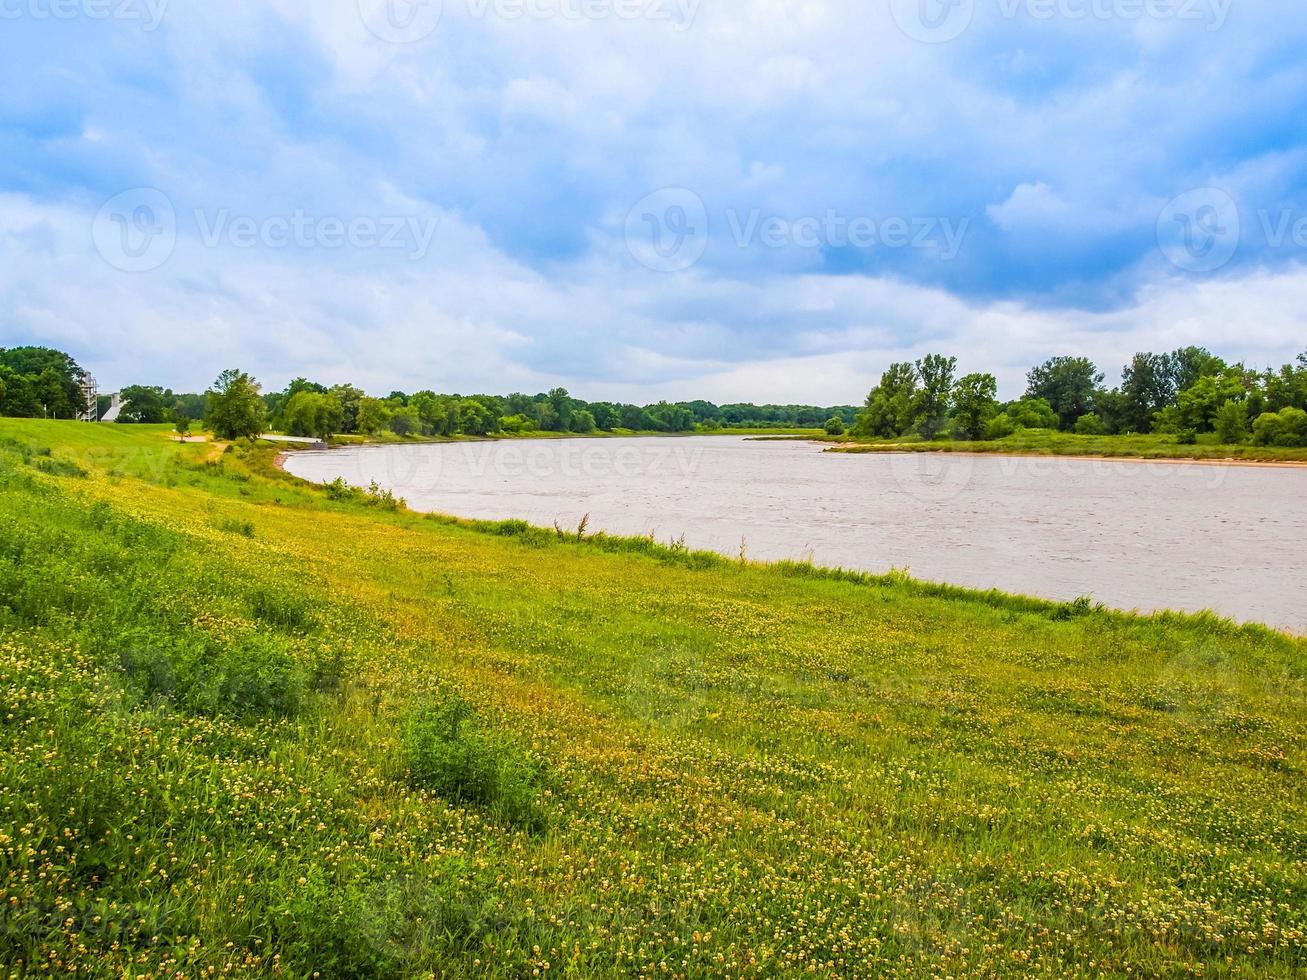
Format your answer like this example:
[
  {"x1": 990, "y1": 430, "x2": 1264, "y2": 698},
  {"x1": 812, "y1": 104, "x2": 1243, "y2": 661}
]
[
  {"x1": 0, "y1": 420, "x2": 1303, "y2": 978},
  {"x1": 826, "y1": 429, "x2": 1307, "y2": 464}
]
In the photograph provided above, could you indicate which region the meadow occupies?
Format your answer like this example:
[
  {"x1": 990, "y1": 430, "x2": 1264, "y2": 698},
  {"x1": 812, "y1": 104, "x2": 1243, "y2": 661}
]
[
  {"x1": 0, "y1": 420, "x2": 1303, "y2": 978},
  {"x1": 826, "y1": 429, "x2": 1307, "y2": 464}
]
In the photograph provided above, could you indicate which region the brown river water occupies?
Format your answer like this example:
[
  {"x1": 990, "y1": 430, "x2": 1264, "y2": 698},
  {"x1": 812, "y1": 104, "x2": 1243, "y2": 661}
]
[{"x1": 284, "y1": 436, "x2": 1307, "y2": 632}]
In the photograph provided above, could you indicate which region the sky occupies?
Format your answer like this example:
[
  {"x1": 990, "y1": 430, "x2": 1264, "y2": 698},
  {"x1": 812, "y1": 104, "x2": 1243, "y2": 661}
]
[{"x1": 1, "y1": 0, "x2": 1305, "y2": 403}]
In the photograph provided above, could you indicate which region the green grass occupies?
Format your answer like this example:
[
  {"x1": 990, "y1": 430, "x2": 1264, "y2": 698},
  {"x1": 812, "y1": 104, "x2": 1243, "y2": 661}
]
[
  {"x1": 827, "y1": 428, "x2": 1307, "y2": 463},
  {"x1": 0, "y1": 419, "x2": 1303, "y2": 977}
]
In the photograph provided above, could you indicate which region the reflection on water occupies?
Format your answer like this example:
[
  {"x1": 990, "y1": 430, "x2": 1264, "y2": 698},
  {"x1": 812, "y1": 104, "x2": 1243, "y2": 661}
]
[{"x1": 285, "y1": 436, "x2": 1307, "y2": 631}]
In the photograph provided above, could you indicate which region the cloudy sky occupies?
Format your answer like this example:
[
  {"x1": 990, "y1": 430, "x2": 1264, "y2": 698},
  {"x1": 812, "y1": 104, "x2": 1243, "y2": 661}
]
[{"x1": 1, "y1": 0, "x2": 1305, "y2": 402}]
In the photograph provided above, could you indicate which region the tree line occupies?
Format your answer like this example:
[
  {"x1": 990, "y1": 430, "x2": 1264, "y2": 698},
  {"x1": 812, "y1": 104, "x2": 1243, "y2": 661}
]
[
  {"x1": 205, "y1": 374, "x2": 860, "y2": 441},
  {"x1": 852, "y1": 348, "x2": 1307, "y2": 447},
  {"x1": 0, "y1": 347, "x2": 858, "y2": 440},
  {"x1": 0, "y1": 347, "x2": 88, "y2": 419}
]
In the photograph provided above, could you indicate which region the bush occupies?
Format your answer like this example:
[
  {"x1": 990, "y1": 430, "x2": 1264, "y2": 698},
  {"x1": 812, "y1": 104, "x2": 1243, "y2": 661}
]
[
  {"x1": 1006, "y1": 397, "x2": 1058, "y2": 431},
  {"x1": 400, "y1": 693, "x2": 545, "y2": 829},
  {"x1": 985, "y1": 413, "x2": 1016, "y2": 439},
  {"x1": 824, "y1": 417, "x2": 846, "y2": 436},
  {"x1": 1176, "y1": 428, "x2": 1198, "y2": 445},
  {"x1": 1214, "y1": 399, "x2": 1248, "y2": 444},
  {"x1": 1074, "y1": 413, "x2": 1106, "y2": 435},
  {"x1": 1252, "y1": 407, "x2": 1307, "y2": 447}
]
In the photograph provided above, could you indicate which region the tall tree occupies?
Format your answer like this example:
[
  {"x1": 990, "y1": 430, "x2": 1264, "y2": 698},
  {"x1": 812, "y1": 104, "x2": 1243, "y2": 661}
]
[
  {"x1": 950, "y1": 372, "x2": 998, "y2": 440},
  {"x1": 1169, "y1": 346, "x2": 1225, "y2": 393},
  {"x1": 1025, "y1": 356, "x2": 1103, "y2": 430},
  {"x1": 118, "y1": 385, "x2": 169, "y2": 424},
  {"x1": 912, "y1": 354, "x2": 957, "y2": 440},
  {"x1": 1119, "y1": 353, "x2": 1177, "y2": 433},
  {"x1": 205, "y1": 369, "x2": 266, "y2": 440},
  {"x1": 852, "y1": 362, "x2": 918, "y2": 438}
]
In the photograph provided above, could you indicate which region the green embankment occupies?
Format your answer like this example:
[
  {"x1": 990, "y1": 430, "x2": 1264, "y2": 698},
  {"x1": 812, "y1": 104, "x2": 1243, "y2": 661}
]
[
  {"x1": 0, "y1": 420, "x2": 1303, "y2": 977},
  {"x1": 825, "y1": 429, "x2": 1307, "y2": 463}
]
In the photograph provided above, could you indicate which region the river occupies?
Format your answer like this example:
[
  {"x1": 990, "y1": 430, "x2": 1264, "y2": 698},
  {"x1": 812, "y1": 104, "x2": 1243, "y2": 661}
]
[{"x1": 283, "y1": 436, "x2": 1307, "y2": 631}]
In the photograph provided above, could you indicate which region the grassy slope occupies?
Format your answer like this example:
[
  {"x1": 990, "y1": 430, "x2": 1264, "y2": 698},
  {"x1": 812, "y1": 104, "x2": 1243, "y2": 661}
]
[
  {"x1": 0, "y1": 420, "x2": 1303, "y2": 978},
  {"x1": 826, "y1": 429, "x2": 1307, "y2": 464}
]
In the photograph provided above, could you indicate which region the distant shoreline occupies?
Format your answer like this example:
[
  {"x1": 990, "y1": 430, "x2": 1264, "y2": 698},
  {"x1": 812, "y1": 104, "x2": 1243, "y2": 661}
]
[{"x1": 826, "y1": 443, "x2": 1307, "y2": 469}]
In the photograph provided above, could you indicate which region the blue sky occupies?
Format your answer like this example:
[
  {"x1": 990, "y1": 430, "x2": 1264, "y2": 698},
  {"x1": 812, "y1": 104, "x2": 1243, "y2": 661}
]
[{"x1": 1, "y1": 0, "x2": 1305, "y2": 402}]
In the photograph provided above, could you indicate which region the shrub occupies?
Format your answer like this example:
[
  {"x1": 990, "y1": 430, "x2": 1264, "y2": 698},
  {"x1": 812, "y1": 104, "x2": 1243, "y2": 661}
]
[
  {"x1": 1176, "y1": 428, "x2": 1198, "y2": 445},
  {"x1": 1252, "y1": 407, "x2": 1307, "y2": 447},
  {"x1": 1214, "y1": 399, "x2": 1248, "y2": 444},
  {"x1": 1074, "y1": 413, "x2": 1105, "y2": 435},
  {"x1": 400, "y1": 693, "x2": 545, "y2": 829},
  {"x1": 824, "y1": 417, "x2": 846, "y2": 436},
  {"x1": 985, "y1": 413, "x2": 1016, "y2": 439},
  {"x1": 324, "y1": 477, "x2": 359, "y2": 502}
]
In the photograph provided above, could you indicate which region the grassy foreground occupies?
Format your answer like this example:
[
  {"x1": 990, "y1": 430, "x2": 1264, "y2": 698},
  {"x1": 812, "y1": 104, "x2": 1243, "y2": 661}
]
[
  {"x1": 826, "y1": 429, "x2": 1307, "y2": 464},
  {"x1": 0, "y1": 420, "x2": 1303, "y2": 978}
]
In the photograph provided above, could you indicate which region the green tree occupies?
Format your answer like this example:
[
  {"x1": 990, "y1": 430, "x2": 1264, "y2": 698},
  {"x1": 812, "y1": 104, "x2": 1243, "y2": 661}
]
[
  {"x1": 329, "y1": 384, "x2": 365, "y2": 434},
  {"x1": 645, "y1": 402, "x2": 694, "y2": 432},
  {"x1": 458, "y1": 399, "x2": 498, "y2": 436},
  {"x1": 205, "y1": 370, "x2": 266, "y2": 440},
  {"x1": 174, "y1": 415, "x2": 191, "y2": 438},
  {"x1": 1170, "y1": 346, "x2": 1225, "y2": 393},
  {"x1": 118, "y1": 385, "x2": 169, "y2": 424},
  {"x1": 1213, "y1": 399, "x2": 1248, "y2": 444},
  {"x1": 1004, "y1": 397, "x2": 1058, "y2": 430},
  {"x1": 1025, "y1": 356, "x2": 1103, "y2": 430},
  {"x1": 589, "y1": 402, "x2": 620, "y2": 430},
  {"x1": 910, "y1": 354, "x2": 957, "y2": 440},
  {"x1": 1074, "y1": 413, "x2": 1106, "y2": 435},
  {"x1": 824, "y1": 416, "x2": 846, "y2": 436},
  {"x1": 281, "y1": 391, "x2": 343, "y2": 440},
  {"x1": 852, "y1": 362, "x2": 918, "y2": 438},
  {"x1": 1177, "y1": 367, "x2": 1250, "y2": 432},
  {"x1": 949, "y1": 372, "x2": 997, "y2": 440},
  {"x1": 499, "y1": 413, "x2": 536, "y2": 434},
  {"x1": 569, "y1": 409, "x2": 597, "y2": 434},
  {"x1": 356, "y1": 397, "x2": 391, "y2": 436},
  {"x1": 1252, "y1": 407, "x2": 1307, "y2": 447},
  {"x1": 1119, "y1": 353, "x2": 1176, "y2": 433},
  {"x1": 619, "y1": 404, "x2": 652, "y2": 430},
  {"x1": 389, "y1": 406, "x2": 420, "y2": 436},
  {"x1": 546, "y1": 388, "x2": 572, "y2": 432}
]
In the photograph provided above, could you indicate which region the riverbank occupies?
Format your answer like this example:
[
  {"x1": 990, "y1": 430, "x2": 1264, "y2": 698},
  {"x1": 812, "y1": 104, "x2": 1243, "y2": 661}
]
[
  {"x1": 2, "y1": 418, "x2": 1304, "y2": 977},
  {"x1": 825, "y1": 429, "x2": 1307, "y2": 465}
]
